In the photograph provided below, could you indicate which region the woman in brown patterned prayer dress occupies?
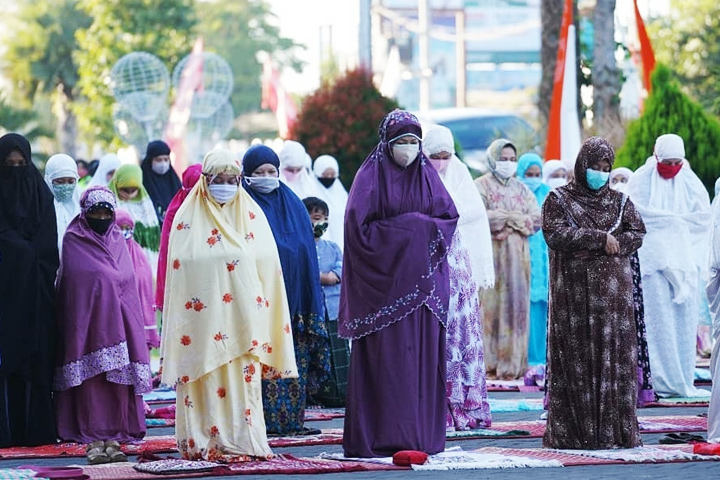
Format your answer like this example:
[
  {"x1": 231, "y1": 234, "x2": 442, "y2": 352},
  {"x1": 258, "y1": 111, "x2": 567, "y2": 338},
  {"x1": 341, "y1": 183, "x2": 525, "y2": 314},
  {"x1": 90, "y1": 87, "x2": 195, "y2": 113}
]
[{"x1": 541, "y1": 137, "x2": 646, "y2": 450}]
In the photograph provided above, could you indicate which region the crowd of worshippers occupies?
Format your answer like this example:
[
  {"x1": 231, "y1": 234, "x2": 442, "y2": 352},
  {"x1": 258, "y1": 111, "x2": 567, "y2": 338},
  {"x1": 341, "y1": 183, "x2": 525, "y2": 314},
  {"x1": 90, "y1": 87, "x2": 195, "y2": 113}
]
[{"x1": 1, "y1": 108, "x2": 720, "y2": 462}]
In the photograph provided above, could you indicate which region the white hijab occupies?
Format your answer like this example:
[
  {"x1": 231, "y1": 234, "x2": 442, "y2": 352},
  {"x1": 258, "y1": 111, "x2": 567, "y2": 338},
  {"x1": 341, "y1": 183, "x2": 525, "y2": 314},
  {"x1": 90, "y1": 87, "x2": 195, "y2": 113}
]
[
  {"x1": 626, "y1": 134, "x2": 711, "y2": 303},
  {"x1": 312, "y1": 154, "x2": 348, "y2": 251},
  {"x1": 610, "y1": 167, "x2": 634, "y2": 193},
  {"x1": 44, "y1": 153, "x2": 81, "y2": 251},
  {"x1": 279, "y1": 140, "x2": 320, "y2": 200},
  {"x1": 423, "y1": 125, "x2": 495, "y2": 289},
  {"x1": 87, "y1": 153, "x2": 121, "y2": 189}
]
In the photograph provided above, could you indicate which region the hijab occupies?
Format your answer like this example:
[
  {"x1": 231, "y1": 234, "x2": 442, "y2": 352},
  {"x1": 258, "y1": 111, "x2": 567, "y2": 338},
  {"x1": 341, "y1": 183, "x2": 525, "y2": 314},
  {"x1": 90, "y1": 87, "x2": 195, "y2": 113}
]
[
  {"x1": 339, "y1": 109, "x2": 459, "y2": 339},
  {"x1": 542, "y1": 160, "x2": 566, "y2": 183},
  {"x1": 242, "y1": 145, "x2": 323, "y2": 320},
  {"x1": 54, "y1": 186, "x2": 151, "y2": 393},
  {"x1": 550, "y1": 137, "x2": 627, "y2": 232},
  {"x1": 141, "y1": 140, "x2": 182, "y2": 222},
  {"x1": 626, "y1": 134, "x2": 711, "y2": 302},
  {"x1": 87, "y1": 153, "x2": 121, "y2": 189},
  {"x1": 155, "y1": 164, "x2": 203, "y2": 310},
  {"x1": 0, "y1": 133, "x2": 59, "y2": 377},
  {"x1": 279, "y1": 140, "x2": 320, "y2": 200},
  {"x1": 44, "y1": 153, "x2": 81, "y2": 251},
  {"x1": 518, "y1": 152, "x2": 551, "y2": 200},
  {"x1": 160, "y1": 149, "x2": 296, "y2": 385},
  {"x1": 423, "y1": 125, "x2": 494, "y2": 289},
  {"x1": 116, "y1": 208, "x2": 159, "y2": 349},
  {"x1": 486, "y1": 138, "x2": 517, "y2": 185},
  {"x1": 311, "y1": 155, "x2": 348, "y2": 250},
  {"x1": 108, "y1": 164, "x2": 160, "y2": 253}
]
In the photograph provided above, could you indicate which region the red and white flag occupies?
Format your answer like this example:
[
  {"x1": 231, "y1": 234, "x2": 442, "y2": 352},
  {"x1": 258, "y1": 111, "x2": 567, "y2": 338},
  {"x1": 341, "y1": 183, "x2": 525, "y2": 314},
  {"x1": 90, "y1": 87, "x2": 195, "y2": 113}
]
[
  {"x1": 261, "y1": 58, "x2": 297, "y2": 139},
  {"x1": 545, "y1": 0, "x2": 581, "y2": 165},
  {"x1": 633, "y1": 0, "x2": 656, "y2": 93},
  {"x1": 164, "y1": 37, "x2": 204, "y2": 173}
]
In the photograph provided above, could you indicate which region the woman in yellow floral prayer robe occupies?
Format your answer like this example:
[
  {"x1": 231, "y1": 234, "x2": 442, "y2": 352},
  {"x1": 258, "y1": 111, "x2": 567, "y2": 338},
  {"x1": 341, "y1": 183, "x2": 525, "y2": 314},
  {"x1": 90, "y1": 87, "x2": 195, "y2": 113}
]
[{"x1": 160, "y1": 150, "x2": 297, "y2": 461}]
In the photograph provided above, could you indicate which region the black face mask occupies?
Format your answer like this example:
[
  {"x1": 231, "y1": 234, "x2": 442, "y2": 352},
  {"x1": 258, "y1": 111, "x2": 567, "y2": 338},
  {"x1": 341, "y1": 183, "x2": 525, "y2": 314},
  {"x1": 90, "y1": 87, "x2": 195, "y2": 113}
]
[
  {"x1": 318, "y1": 177, "x2": 336, "y2": 188},
  {"x1": 87, "y1": 217, "x2": 114, "y2": 235},
  {"x1": 313, "y1": 222, "x2": 329, "y2": 238}
]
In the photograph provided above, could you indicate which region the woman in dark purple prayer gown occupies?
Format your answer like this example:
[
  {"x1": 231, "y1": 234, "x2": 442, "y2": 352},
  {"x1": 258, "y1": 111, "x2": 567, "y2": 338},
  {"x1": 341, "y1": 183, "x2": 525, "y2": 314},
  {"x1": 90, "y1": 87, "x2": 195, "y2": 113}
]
[
  {"x1": 54, "y1": 187, "x2": 152, "y2": 450},
  {"x1": 339, "y1": 110, "x2": 459, "y2": 457}
]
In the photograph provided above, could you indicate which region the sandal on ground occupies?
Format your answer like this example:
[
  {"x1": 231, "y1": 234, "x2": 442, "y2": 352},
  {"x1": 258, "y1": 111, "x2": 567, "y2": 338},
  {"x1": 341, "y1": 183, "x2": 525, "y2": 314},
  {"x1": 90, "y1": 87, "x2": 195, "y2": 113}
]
[
  {"x1": 104, "y1": 440, "x2": 128, "y2": 462},
  {"x1": 86, "y1": 440, "x2": 110, "y2": 465}
]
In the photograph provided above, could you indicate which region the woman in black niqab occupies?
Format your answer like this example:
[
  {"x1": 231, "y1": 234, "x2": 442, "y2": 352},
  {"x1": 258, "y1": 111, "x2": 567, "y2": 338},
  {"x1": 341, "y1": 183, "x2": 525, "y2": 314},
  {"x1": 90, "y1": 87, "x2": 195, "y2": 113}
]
[{"x1": 0, "y1": 133, "x2": 59, "y2": 446}]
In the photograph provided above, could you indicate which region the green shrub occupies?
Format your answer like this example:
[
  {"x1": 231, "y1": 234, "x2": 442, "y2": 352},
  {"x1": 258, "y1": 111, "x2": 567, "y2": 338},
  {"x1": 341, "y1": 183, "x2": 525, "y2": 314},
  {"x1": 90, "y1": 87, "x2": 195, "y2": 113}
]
[
  {"x1": 290, "y1": 68, "x2": 399, "y2": 187},
  {"x1": 616, "y1": 63, "x2": 720, "y2": 194}
]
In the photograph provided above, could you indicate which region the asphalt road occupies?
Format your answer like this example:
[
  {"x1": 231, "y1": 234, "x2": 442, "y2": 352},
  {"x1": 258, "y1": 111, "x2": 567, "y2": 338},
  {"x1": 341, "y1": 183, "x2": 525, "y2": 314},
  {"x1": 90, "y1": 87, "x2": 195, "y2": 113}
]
[{"x1": 1, "y1": 389, "x2": 717, "y2": 479}]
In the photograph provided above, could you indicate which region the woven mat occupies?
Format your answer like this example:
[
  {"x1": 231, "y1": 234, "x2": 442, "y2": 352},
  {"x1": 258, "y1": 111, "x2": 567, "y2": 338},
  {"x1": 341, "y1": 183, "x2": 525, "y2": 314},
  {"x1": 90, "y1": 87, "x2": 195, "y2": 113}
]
[
  {"x1": 77, "y1": 454, "x2": 395, "y2": 479},
  {"x1": 475, "y1": 444, "x2": 720, "y2": 466}
]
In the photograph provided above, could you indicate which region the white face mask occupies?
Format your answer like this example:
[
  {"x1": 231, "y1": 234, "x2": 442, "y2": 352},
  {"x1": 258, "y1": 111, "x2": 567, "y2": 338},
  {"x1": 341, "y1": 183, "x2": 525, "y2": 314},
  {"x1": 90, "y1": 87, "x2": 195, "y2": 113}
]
[
  {"x1": 245, "y1": 176, "x2": 280, "y2": 194},
  {"x1": 611, "y1": 182, "x2": 628, "y2": 193},
  {"x1": 208, "y1": 184, "x2": 238, "y2": 204},
  {"x1": 152, "y1": 161, "x2": 170, "y2": 175},
  {"x1": 391, "y1": 144, "x2": 419, "y2": 167},
  {"x1": 547, "y1": 177, "x2": 567, "y2": 189},
  {"x1": 494, "y1": 160, "x2": 517, "y2": 179}
]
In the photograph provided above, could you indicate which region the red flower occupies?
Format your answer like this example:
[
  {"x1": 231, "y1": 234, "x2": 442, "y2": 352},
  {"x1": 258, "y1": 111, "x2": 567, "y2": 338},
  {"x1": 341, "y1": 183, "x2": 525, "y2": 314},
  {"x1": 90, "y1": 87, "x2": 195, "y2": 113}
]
[
  {"x1": 173, "y1": 259, "x2": 181, "y2": 270},
  {"x1": 210, "y1": 426, "x2": 219, "y2": 437},
  {"x1": 244, "y1": 374, "x2": 252, "y2": 383},
  {"x1": 247, "y1": 364, "x2": 256, "y2": 375},
  {"x1": 176, "y1": 223, "x2": 184, "y2": 231},
  {"x1": 214, "y1": 332, "x2": 224, "y2": 341},
  {"x1": 249, "y1": 211, "x2": 256, "y2": 220},
  {"x1": 211, "y1": 228, "x2": 219, "y2": 235},
  {"x1": 266, "y1": 346, "x2": 273, "y2": 353},
  {"x1": 284, "y1": 324, "x2": 291, "y2": 334},
  {"x1": 251, "y1": 339, "x2": 258, "y2": 347},
  {"x1": 265, "y1": 300, "x2": 270, "y2": 308},
  {"x1": 245, "y1": 408, "x2": 251, "y2": 416},
  {"x1": 181, "y1": 375, "x2": 189, "y2": 384},
  {"x1": 180, "y1": 335, "x2": 191, "y2": 346},
  {"x1": 207, "y1": 236, "x2": 217, "y2": 246},
  {"x1": 217, "y1": 387, "x2": 227, "y2": 399},
  {"x1": 226, "y1": 263, "x2": 235, "y2": 272},
  {"x1": 185, "y1": 301, "x2": 193, "y2": 310},
  {"x1": 222, "y1": 293, "x2": 233, "y2": 303},
  {"x1": 193, "y1": 302, "x2": 204, "y2": 312},
  {"x1": 256, "y1": 296, "x2": 262, "y2": 303},
  {"x1": 188, "y1": 438, "x2": 195, "y2": 449}
]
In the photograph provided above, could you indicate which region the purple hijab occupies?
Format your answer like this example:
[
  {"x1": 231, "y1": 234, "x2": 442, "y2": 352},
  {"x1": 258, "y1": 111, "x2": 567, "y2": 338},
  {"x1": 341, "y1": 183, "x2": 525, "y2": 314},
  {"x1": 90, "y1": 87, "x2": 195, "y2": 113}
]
[
  {"x1": 54, "y1": 186, "x2": 152, "y2": 394},
  {"x1": 339, "y1": 109, "x2": 459, "y2": 339}
]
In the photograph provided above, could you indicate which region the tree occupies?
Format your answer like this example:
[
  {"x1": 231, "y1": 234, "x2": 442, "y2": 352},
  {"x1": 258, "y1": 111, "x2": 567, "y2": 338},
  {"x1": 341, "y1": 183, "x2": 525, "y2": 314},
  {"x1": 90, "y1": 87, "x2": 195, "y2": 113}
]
[
  {"x1": 0, "y1": 92, "x2": 53, "y2": 143},
  {"x1": 591, "y1": 0, "x2": 621, "y2": 132},
  {"x1": 2, "y1": 0, "x2": 91, "y2": 156},
  {"x1": 291, "y1": 68, "x2": 398, "y2": 187},
  {"x1": 74, "y1": 0, "x2": 196, "y2": 147},
  {"x1": 615, "y1": 64, "x2": 720, "y2": 194},
  {"x1": 196, "y1": 0, "x2": 303, "y2": 116},
  {"x1": 648, "y1": 0, "x2": 720, "y2": 115}
]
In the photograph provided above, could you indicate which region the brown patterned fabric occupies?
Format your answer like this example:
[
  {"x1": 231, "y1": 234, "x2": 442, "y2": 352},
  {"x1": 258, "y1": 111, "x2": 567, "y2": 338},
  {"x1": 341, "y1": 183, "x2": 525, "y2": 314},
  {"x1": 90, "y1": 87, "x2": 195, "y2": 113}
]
[{"x1": 541, "y1": 137, "x2": 647, "y2": 449}]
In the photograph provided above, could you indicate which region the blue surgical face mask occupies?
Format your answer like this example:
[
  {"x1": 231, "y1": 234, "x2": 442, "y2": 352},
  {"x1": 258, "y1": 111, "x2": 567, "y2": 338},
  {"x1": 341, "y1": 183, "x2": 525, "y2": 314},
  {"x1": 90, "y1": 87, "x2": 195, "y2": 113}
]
[
  {"x1": 585, "y1": 169, "x2": 610, "y2": 190},
  {"x1": 522, "y1": 177, "x2": 542, "y2": 192}
]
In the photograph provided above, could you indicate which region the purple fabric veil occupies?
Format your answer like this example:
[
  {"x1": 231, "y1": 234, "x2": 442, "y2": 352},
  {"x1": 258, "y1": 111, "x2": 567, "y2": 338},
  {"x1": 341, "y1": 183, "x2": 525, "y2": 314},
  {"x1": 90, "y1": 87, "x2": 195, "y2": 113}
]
[
  {"x1": 54, "y1": 186, "x2": 152, "y2": 393},
  {"x1": 116, "y1": 208, "x2": 159, "y2": 349},
  {"x1": 339, "y1": 109, "x2": 459, "y2": 339}
]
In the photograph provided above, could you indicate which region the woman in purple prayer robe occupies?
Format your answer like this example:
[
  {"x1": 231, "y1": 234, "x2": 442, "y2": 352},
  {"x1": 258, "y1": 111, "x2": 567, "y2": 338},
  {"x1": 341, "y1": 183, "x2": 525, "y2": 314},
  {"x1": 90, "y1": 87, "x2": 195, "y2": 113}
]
[
  {"x1": 339, "y1": 110, "x2": 459, "y2": 457},
  {"x1": 54, "y1": 187, "x2": 152, "y2": 458}
]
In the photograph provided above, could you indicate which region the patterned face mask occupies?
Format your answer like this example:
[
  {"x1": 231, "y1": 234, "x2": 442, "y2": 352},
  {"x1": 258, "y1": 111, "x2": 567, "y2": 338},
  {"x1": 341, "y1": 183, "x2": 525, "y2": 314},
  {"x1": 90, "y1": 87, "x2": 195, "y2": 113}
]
[{"x1": 53, "y1": 183, "x2": 76, "y2": 203}]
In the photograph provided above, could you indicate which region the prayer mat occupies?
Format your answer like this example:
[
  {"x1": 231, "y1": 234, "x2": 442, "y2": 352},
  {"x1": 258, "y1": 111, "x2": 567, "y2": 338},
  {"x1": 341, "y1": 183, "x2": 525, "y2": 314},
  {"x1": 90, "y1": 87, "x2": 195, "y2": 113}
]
[
  {"x1": 488, "y1": 398, "x2": 544, "y2": 412},
  {"x1": 146, "y1": 418, "x2": 175, "y2": 428},
  {"x1": 475, "y1": 444, "x2": 720, "y2": 467},
  {"x1": 319, "y1": 447, "x2": 563, "y2": 470},
  {"x1": 645, "y1": 397, "x2": 711, "y2": 407},
  {"x1": 142, "y1": 389, "x2": 176, "y2": 403},
  {"x1": 303, "y1": 408, "x2": 345, "y2": 421},
  {"x1": 0, "y1": 436, "x2": 178, "y2": 460},
  {"x1": 77, "y1": 455, "x2": 393, "y2": 479}
]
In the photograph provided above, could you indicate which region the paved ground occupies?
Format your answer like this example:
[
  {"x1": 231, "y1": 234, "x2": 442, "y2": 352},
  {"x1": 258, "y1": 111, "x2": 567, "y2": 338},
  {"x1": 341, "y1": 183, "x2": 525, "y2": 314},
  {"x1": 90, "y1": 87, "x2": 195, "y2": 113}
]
[{"x1": 1, "y1": 389, "x2": 717, "y2": 479}]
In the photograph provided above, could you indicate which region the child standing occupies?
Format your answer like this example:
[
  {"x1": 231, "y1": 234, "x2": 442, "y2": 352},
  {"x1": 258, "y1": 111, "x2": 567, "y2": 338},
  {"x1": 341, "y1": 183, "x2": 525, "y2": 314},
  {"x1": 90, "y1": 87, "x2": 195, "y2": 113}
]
[{"x1": 303, "y1": 197, "x2": 348, "y2": 407}]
